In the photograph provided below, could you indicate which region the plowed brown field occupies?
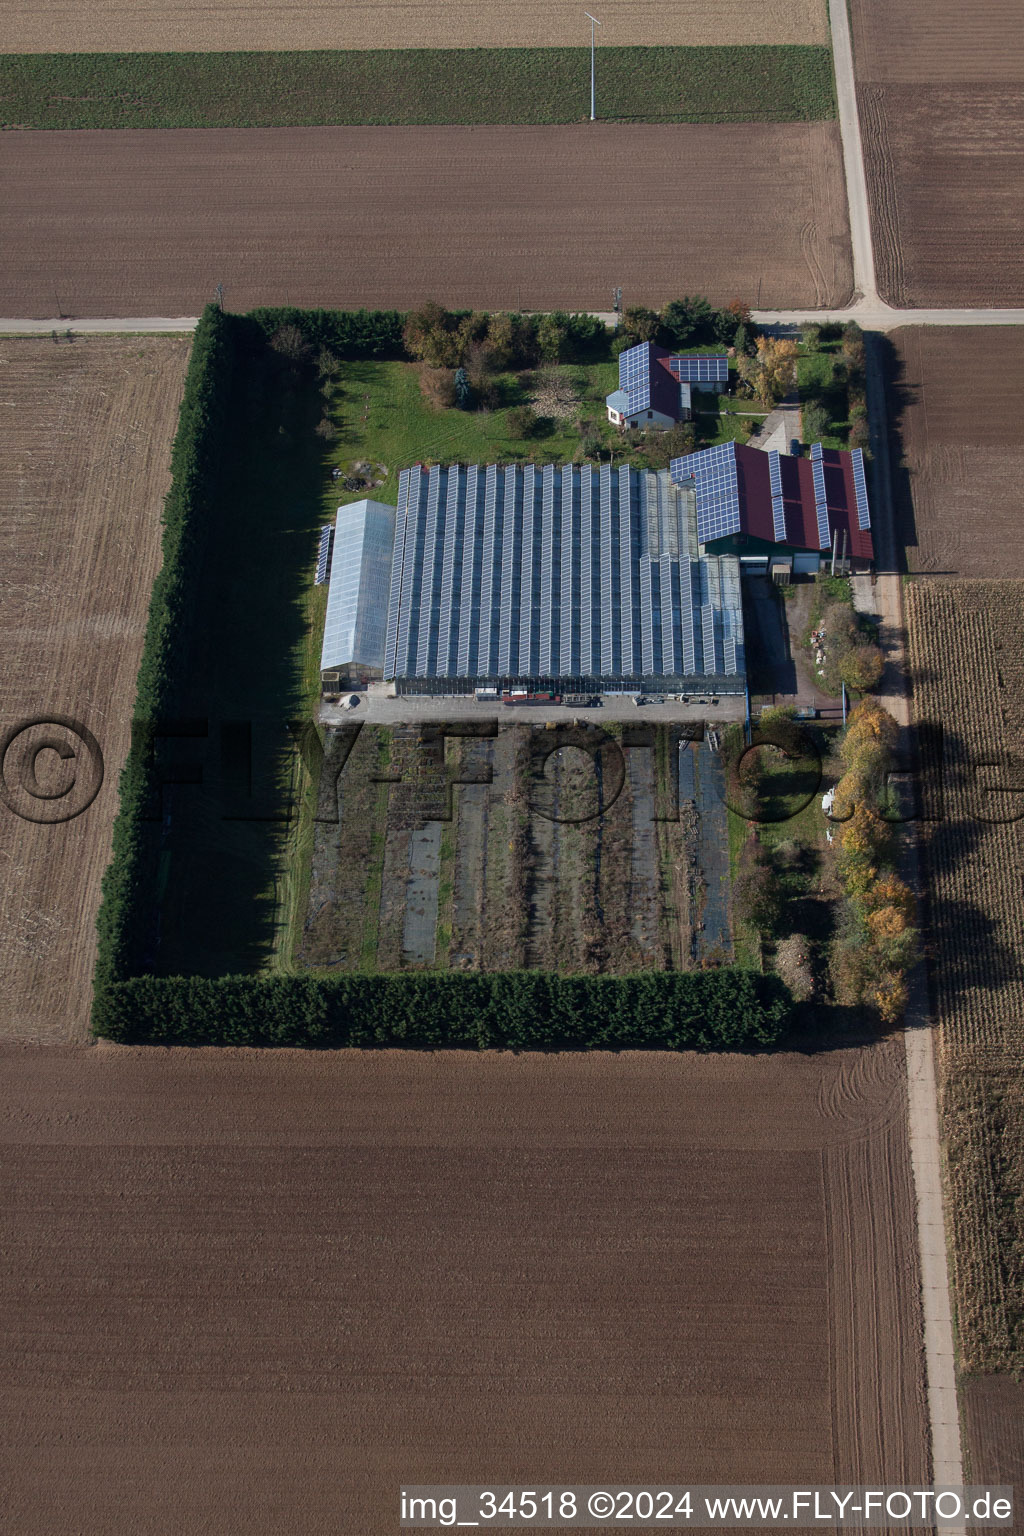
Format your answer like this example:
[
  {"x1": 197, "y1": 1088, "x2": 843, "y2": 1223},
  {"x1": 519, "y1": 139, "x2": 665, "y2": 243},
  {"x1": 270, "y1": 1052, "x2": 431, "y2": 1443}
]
[
  {"x1": 1, "y1": 0, "x2": 829, "y2": 53},
  {"x1": 963, "y1": 1376, "x2": 1024, "y2": 1529},
  {"x1": 0, "y1": 1042, "x2": 926, "y2": 1534},
  {"x1": 0, "y1": 337, "x2": 189, "y2": 1044},
  {"x1": 849, "y1": 0, "x2": 1024, "y2": 306},
  {"x1": 0, "y1": 124, "x2": 853, "y2": 317},
  {"x1": 886, "y1": 328, "x2": 1024, "y2": 578}
]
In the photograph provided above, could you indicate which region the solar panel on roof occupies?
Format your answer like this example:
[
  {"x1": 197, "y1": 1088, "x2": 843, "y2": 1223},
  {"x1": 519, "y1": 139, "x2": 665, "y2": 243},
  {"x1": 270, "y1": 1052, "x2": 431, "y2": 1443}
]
[
  {"x1": 810, "y1": 443, "x2": 831, "y2": 551},
  {"x1": 851, "y1": 448, "x2": 871, "y2": 530},
  {"x1": 315, "y1": 524, "x2": 333, "y2": 584},
  {"x1": 768, "y1": 450, "x2": 786, "y2": 543},
  {"x1": 668, "y1": 354, "x2": 729, "y2": 385}
]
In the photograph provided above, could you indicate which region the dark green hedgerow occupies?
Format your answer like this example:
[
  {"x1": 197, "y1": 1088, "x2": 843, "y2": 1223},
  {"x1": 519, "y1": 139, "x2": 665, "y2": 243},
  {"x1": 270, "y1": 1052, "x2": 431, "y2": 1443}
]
[
  {"x1": 92, "y1": 303, "x2": 234, "y2": 998},
  {"x1": 92, "y1": 970, "x2": 792, "y2": 1050}
]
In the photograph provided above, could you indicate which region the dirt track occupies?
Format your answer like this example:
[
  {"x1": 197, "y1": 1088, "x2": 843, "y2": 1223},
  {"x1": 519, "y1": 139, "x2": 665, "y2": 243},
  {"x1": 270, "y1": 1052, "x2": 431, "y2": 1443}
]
[
  {"x1": 0, "y1": 125, "x2": 853, "y2": 316},
  {"x1": 848, "y1": 0, "x2": 1024, "y2": 307},
  {"x1": 0, "y1": 337, "x2": 189, "y2": 1043},
  {"x1": 0, "y1": 1042, "x2": 926, "y2": 1534},
  {"x1": 888, "y1": 328, "x2": 1024, "y2": 577},
  {"x1": 1, "y1": 0, "x2": 829, "y2": 52}
]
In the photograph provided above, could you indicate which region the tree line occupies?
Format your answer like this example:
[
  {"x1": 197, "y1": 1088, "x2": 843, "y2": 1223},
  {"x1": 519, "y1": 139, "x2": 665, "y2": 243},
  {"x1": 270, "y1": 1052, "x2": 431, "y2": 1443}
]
[{"x1": 92, "y1": 970, "x2": 793, "y2": 1050}]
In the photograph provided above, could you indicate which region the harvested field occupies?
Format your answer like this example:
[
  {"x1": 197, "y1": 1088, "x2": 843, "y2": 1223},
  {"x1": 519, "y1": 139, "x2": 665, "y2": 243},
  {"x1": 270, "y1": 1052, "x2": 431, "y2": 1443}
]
[
  {"x1": 849, "y1": 0, "x2": 1024, "y2": 306},
  {"x1": 0, "y1": 1040, "x2": 926, "y2": 1532},
  {"x1": 886, "y1": 328, "x2": 1024, "y2": 578},
  {"x1": 847, "y1": 0, "x2": 1024, "y2": 84},
  {"x1": 0, "y1": 0, "x2": 830, "y2": 54},
  {"x1": 0, "y1": 124, "x2": 854, "y2": 316},
  {"x1": 905, "y1": 580, "x2": 1024, "y2": 1374},
  {"x1": 0, "y1": 336, "x2": 189, "y2": 1044},
  {"x1": 301, "y1": 722, "x2": 703, "y2": 974}
]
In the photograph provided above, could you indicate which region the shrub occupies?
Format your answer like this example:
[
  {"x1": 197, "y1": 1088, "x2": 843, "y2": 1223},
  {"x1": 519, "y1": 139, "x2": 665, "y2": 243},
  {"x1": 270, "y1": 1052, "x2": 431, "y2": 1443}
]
[
  {"x1": 403, "y1": 300, "x2": 464, "y2": 366},
  {"x1": 622, "y1": 306, "x2": 659, "y2": 343},
  {"x1": 733, "y1": 837, "x2": 783, "y2": 935},
  {"x1": 419, "y1": 366, "x2": 457, "y2": 409},
  {"x1": 506, "y1": 404, "x2": 538, "y2": 439},
  {"x1": 802, "y1": 323, "x2": 822, "y2": 352},
  {"x1": 801, "y1": 400, "x2": 831, "y2": 442},
  {"x1": 840, "y1": 642, "x2": 884, "y2": 694}
]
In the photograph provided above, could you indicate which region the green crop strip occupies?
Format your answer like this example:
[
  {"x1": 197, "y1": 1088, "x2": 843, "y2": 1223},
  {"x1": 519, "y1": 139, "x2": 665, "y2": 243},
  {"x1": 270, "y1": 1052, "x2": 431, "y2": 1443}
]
[{"x1": 1, "y1": 47, "x2": 836, "y2": 130}]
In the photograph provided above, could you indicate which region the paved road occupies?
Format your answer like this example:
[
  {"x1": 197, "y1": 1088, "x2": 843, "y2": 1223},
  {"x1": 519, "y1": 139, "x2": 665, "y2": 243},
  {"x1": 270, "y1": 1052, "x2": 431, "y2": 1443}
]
[
  {"x1": 6, "y1": 299, "x2": 1024, "y2": 337},
  {"x1": 827, "y1": 0, "x2": 876, "y2": 301}
]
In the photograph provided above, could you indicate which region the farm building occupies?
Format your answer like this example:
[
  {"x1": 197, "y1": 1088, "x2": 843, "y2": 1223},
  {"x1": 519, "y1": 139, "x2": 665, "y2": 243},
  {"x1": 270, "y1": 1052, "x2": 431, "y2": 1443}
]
[
  {"x1": 606, "y1": 342, "x2": 729, "y2": 429},
  {"x1": 321, "y1": 464, "x2": 746, "y2": 695},
  {"x1": 670, "y1": 440, "x2": 873, "y2": 572},
  {"x1": 320, "y1": 498, "x2": 396, "y2": 676}
]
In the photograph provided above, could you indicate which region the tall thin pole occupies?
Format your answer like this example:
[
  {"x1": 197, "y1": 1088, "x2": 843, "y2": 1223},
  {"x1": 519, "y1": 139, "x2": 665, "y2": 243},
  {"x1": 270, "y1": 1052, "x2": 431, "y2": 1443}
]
[{"x1": 585, "y1": 13, "x2": 601, "y2": 120}]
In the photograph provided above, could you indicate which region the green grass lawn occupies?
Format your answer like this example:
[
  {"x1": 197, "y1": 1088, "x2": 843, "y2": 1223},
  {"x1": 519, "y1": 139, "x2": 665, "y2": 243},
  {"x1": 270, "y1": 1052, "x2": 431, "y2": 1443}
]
[
  {"x1": 0, "y1": 46, "x2": 836, "y2": 130},
  {"x1": 322, "y1": 359, "x2": 624, "y2": 511},
  {"x1": 797, "y1": 344, "x2": 850, "y2": 449}
]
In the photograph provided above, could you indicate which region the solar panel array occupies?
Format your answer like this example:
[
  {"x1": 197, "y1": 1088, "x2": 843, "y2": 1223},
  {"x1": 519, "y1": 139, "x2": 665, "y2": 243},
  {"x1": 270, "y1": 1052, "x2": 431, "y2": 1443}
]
[
  {"x1": 669, "y1": 441, "x2": 742, "y2": 545},
  {"x1": 315, "y1": 524, "x2": 333, "y2": 584},
  {"x1": 768, "y1": 450, "x2": 787, "y2": 543},
  {"x1": 381, "y1": 465, "x2": 744, "y2": 683},
  {"x1": 668, "y1": 354, "x2": 729, "y2": 385},
  {"x1": 618, "y1": 342, "x2": 652, "y2": 414},
  {"x1": 851, "y1": 447, "x2": 871, "y2": 530},
  {"x1": 810, "y1": 442, "x2": 832, "y2": 552}
]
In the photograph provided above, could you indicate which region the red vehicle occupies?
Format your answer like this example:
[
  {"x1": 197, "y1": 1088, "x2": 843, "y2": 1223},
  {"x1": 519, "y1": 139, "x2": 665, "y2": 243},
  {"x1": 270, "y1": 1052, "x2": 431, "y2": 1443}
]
[{"x1": 501, "y1": 689, "x2": 562, "y2": 706}]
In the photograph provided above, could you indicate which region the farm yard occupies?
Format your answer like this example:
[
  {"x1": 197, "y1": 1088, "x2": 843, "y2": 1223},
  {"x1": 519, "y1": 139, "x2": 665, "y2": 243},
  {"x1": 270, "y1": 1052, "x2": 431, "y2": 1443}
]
[
  {"x1": 0, "y1": 335, "x2": 189, "y2": 1044},
  {"x1": 849, "y1": 0, "x2": 1024, "y2": 306},
  {"x1": 0, "y1": 124, "x2": 854, "y2": 316},
  {"x1": 0, "y1": 0, "x2": 831, "y2": 53},
  {"x1": 886, "y1": 328, "x2": 1024, "y2": 578},
  {"x1": 0, "y1": 1040, "x2": 927, "y2": 1532},
  {"x1": 904, "y1": 580, "x2": 1024, "y2": 1381},
  {"x1": 300, "y1": 722, "x2": 730, "y2": 975}
]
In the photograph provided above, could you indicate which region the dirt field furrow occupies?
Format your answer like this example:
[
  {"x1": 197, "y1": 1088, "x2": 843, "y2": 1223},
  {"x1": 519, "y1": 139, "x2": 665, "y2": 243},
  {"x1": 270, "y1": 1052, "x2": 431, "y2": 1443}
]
[
  {"x1": 0, "y1": 336, "x2": 189, "y2": 1044},
  {"x1": 849, "y1": 0, "x2": 1024, "y2": 308},
  {"x1": 1, "y1": 0, "x2": 830, "y2": 53},
  {"x1": 0, "y1": 1041, "x2": 927, "y2": 1533},
  {"x1": 885, "y1": 328, "x2": 1024, "y2": 579},
  {"x1": 0, "y1": 124, "x2": 853, "y2": 317}
]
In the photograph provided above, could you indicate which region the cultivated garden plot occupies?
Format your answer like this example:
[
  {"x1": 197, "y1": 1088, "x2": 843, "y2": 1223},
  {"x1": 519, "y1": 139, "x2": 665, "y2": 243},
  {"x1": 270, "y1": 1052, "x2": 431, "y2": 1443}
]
[
  {"x1": 886, "y1": 328, "x2": 1024, "y2": 578},
  {"x1": 0, "y1": 123, "x2": 854, "y2": 316},
  {"x1": 0, "y1": 0, "x2": 831, "y2": 53},
  {"x1": 300, "y1": 722, "x2": 731, "y2": 975},
  {"x1": 0, "y1": 335, "x2": 188, "y2": 1043},
  {"x1": 905, "y1": 580, "x2": 1024, "y2": 1377}
]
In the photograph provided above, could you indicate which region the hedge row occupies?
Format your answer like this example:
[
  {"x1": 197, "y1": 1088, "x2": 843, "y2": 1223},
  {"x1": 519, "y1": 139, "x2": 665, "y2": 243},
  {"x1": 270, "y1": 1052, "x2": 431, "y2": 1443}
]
[
  {"x1": 245, "y1": 306, "x2": 407, "y2": 358},
  {"x1": 92, "y1": 970, "x2": 792, "y2": 1049},
  {"x1": 92, "y1": 303, "x2": 235, "y2": 1000}
]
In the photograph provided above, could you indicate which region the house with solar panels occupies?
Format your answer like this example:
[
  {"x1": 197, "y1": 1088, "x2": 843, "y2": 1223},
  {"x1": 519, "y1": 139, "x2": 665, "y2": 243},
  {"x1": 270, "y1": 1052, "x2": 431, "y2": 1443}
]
[
  {"x1": 606, "y1": 341, "x2": 729, "y2": 431},
  {"x1": 320, "y1": 463, "x2": 746, "y2": 696},
  {"x1": 669, "y1": 440, "x2": 873, "y2": 575}
]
